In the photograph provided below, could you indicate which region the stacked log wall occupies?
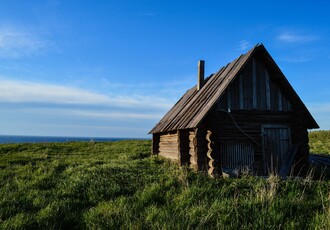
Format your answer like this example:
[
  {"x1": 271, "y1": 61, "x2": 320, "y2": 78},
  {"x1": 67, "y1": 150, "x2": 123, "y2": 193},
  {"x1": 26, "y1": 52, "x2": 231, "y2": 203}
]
[{"x1": 158, "y1": 132, "x2": 179, "y2": 161}]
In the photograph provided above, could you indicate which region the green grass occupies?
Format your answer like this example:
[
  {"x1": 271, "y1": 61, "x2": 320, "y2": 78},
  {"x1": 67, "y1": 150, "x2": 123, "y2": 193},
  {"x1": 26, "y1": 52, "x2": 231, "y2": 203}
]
[
  {"x1": 0, "y1": 139, "x2": 329, "y2": 229},
  {"x1": 309, "y1": 130, "x2": 330, "y2": 155}
]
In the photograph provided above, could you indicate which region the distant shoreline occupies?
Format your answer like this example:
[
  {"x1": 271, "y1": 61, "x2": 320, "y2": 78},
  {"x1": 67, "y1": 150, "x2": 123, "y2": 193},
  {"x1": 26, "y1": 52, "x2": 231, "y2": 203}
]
[{"x1": 0, "y1": 135, "x2": 149, "y2": 144}]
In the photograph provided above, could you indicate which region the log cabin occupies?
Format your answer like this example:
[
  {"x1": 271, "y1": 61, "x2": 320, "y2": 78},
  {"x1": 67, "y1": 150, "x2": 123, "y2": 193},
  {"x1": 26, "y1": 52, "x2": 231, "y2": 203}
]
[{"x1": 149, "y1": 44, "x2": 319, "y2": 177}]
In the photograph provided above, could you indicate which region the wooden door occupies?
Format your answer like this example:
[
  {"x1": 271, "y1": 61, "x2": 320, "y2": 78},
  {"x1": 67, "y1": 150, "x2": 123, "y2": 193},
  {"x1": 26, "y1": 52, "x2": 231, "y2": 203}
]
[{"x1": 262, "y1": 125, "x2": 291, "y2": 174}]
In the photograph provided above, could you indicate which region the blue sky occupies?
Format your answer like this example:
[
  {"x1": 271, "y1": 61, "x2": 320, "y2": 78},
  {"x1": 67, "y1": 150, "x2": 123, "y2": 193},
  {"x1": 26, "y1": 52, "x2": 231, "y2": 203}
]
[{"x1": 0, "y1": 0, "x2": 329, "y2": 138}]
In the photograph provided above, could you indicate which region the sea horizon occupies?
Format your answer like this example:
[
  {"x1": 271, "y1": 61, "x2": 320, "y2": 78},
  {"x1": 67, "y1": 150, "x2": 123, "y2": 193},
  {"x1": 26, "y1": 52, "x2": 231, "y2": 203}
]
[{"x1": 0, "y1": 134, "x2": 149, "y2": 144}]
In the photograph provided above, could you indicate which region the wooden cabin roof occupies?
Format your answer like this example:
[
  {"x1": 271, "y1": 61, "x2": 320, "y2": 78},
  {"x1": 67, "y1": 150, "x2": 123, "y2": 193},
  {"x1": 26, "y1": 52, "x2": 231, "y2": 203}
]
[{"x1": 149, "y1": 44, "x2": 319, "y2": 134}]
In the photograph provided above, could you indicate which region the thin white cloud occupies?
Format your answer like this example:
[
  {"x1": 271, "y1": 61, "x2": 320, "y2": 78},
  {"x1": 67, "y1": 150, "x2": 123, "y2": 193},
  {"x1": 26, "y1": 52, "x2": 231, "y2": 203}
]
[
  {"x1": 19, "y1": 107, "x2": 163, "y2": 120},
  {"x1": 277, "y1": 31, "x2": 317, "y2": 43},
  {"x1": 26, "y1": 123, "x2": 148, "y2": 138},
  {"x1": 70, "y1": 110, "x2": 162, "y2": 120},
  {"x1": 0, "y1": 79, "x2": 173, "y2": 110},
  {"x1": 98, "y1": 76, "x2": 194, "y2": 90},
  {"x1": 0, "y1": 80, "x2": 107, "y2": 104},
  {"x1": 0, "y1": 24, "x2": 51, "y2": 58},
  {"x1": 238, "y1": 40, "x2": 251, "y2": 51}
]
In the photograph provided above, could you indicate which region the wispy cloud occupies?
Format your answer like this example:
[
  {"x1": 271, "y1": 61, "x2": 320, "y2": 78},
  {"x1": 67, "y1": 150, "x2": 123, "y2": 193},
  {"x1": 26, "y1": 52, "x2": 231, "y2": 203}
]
[
  {"x1": 0, "y1": 24, "x2": 51, "y2": 58},
  {"x1": 238, "y1": 40, "x2": 251, "y2": 51},
  {"x1": 0, "y1": 79, "x2": 170, "y2": 137},
  {"x1": 0, "y1": 79, "x2": 173, "y2": 110},
  {"x1": 277, "y1": 31, "x2": 317, "y2": 43},
  {"x1": 20, "y1": 108, "x2": 163, "y2": 120},
  {"x1": 0, "y1": 80, "x2": 108, "y2": 104}
]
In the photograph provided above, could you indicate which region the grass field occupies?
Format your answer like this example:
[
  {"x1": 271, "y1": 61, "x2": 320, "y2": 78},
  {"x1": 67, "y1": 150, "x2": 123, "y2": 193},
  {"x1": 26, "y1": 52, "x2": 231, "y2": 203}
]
[
  {"x1": 309, "y1": 130, "x2": 330, "y2": 155},
  {"x1": 0, "y1": 132, "x2": 329, "y2": 229}
]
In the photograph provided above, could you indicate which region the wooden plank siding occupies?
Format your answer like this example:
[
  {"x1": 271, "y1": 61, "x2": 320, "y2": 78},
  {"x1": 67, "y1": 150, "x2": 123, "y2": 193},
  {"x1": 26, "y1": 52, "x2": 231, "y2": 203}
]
[
  {"x1": 261, "y1": 125, "x2": 291, "y2": 174},
  {"x1": 217, "y1": 57, "x2": 292, "y2": 112}
]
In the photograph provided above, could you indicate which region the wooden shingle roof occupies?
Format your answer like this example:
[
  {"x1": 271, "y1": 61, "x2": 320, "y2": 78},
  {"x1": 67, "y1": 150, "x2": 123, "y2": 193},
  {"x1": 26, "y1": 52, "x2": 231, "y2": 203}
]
[{"x1": 149, "y1": 44, "x2": 318, "y2": 134}]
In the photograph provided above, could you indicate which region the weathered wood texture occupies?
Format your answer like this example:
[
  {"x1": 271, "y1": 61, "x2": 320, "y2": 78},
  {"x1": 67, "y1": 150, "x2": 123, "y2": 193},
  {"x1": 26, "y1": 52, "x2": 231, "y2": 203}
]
[
  {"x1": 158, "y1": 132, "x2": 179, "y2": 161},
  {"x1": 188, "y1": 128, "x2": 208, "y2": 171},
  {"x1": 195, "y1": 129, "x2": 208, "y2": 171},
  {"x1": 201, "y1": 109, "x2": 310, "y2": 175},
  {"x1": 261, "y1": 125, "x2": 290, "y2": 174},
  {"x1": 291, "y1": 115, "x2": 310, "y2": 176},
  {"x1": 217, "y1": 57, "x2": 292, "y2": 112},
  {"x1": 219, "y1": 138, "x2": 254, "y2": 172},
  {"x1": 178, "y1": 129, "x2": 190, "y2": 166},
  {"x1": 189, "y1": 130, "x2": 198, "y2": 170},
  {"x1": 206, "y1": 130, "x2": 220, "y2": 177},
  {"x1": 151, "y1": 133, "x2": 160, "y2": 155},
  {"x1": 155, "y1": 110, "x2": 311, "y2": 175}
]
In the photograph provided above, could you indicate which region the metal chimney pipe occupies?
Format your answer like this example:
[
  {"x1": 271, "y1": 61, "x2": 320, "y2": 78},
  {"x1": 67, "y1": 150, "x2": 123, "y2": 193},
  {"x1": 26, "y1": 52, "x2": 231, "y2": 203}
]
[{"x1": 197, "y1": 60, "x2": 205, "y2": 91}]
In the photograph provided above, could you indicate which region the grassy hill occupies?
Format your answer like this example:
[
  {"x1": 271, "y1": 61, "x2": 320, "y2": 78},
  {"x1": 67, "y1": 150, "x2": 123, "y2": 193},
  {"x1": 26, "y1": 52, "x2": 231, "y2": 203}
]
[{"x1": 0, "y1": 136, "x2": 329, "y2": 229}]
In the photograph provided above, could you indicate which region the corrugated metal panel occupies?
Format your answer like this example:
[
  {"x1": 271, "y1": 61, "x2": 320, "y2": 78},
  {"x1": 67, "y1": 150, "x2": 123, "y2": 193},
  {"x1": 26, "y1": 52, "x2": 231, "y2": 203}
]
[{"x1": 220, "y1": 138, "x2": 254, "y2": 170}]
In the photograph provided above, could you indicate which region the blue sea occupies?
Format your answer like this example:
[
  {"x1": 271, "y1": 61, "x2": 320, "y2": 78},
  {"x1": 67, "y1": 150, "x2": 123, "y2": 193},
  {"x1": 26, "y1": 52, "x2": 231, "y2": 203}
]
[{"x1": 0, "y1": 135, "x2": 146, "y2": 144}]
